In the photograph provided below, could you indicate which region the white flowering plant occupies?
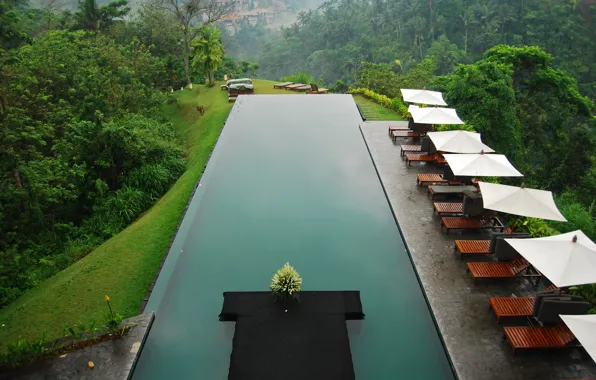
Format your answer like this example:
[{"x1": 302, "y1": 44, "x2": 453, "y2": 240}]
[{"x1": 270, "y1": 262, "x2": 302, "y2": 300}]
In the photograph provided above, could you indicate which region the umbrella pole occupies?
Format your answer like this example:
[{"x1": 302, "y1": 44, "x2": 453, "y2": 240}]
[{"x1": 509, "y1": 216, "x2": 518, "y2": 232}]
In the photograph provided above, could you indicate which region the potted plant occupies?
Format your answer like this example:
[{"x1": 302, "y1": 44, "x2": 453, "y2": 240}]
[{"x1": 270, "y1": 262, "x2": 302, "y2": 308}]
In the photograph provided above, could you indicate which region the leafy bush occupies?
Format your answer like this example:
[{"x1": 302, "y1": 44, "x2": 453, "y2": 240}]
[
  {"x1": 570, "y1": 285, "x2": 596, "y2": 314},
  {"x1": 330, "y1": 80, "x2": 349, "y2": 94},
  {"x1": 280, "y1": 71, "x2": 314, "y2": 85},
  {"x1": 270, "y1": 262, "x2": 302, "y2": 300},
  {"x1": 515, "y1": 217, "x2": 560, "y2": 237}
]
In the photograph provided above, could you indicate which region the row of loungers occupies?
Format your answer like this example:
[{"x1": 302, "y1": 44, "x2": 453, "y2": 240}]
[
  {"x1": 399, "y1": 143, "x2": 594, "y2": 359},
  {"x1": 273, "y1": 82, "x2": 329, "y2": 94}
]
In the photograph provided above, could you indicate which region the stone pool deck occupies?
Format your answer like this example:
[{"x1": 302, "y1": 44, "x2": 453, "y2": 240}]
[
  {"x1": 361, "y1": 122, "x2": 596, "y2": 380},
  {"x1": 6, "y1": 312, "x2": 154, "y2": 380}
]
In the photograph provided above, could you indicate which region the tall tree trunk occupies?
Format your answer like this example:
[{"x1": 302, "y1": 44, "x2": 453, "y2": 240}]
[
  {"x1": 183, "y1": 28, "x2": 191, "y2": 86},
  {"x1": 13, "y1": 168, "x2": 22, "y2": 189}
]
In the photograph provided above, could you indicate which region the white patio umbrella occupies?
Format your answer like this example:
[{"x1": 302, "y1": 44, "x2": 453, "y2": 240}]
[
  {"x1": 401, "y1": 89, "x2": 447, "y2": 106},
  {"x1": 427, "y1": 130, "x2": 495, "y2": 153},
  {"x1": 410, "y1": 107, "x2": 464, "y2": 125},
  {"x1": 478, "y1": 182, "x2": 567, "y2": 222},
  {"x1": 407, "y1": 104, "x2": 419, "y2": 113},
  {"x1": 442, "y1": 152, "x2": 523, "y2": 177},
  {"x1": 505, "y1": 230, "x2": 596, "y2": 287},
  {"x1": 560, "y1": 314, "x2": 596, "y2": 363}
]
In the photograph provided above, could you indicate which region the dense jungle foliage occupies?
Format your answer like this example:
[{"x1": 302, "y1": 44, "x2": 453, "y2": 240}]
[
  {"x1": 0, "y1": 0, "x2": 252, "y2": 307},
  {"x1": 252, "y1": 0, "x2": 596, "y2": 100}
]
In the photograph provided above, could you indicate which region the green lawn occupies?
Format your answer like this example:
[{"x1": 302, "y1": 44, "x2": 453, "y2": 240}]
[
  {"x1": 0, "y1": 79, "x2": 399, "y2": 348},
  {"x1": 352, "y1": 94, "x2": 404, "y2": 120}
]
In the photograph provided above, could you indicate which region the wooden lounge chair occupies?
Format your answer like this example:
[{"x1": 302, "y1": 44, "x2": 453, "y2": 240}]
[
  {"x1": 454, "y1": 239, "x2": 492, "y2": 257},
  {"x1": 427, "y1": 185, "x2": 478, "y2": 200},
  {"x1": 388, "y1": 125, "x2": 409, "y2": 135},
  {"x1": 433, "y1": 202, "x2": 463, "y2": 216},
  {"x1": 285, "y1": 83, "x2": 305, "y2": 90},
  {"x1": 503, "y1": 324, "x2": 579, "y2": 355},
  {"x1": 405, "y1": 153, "x2": 446, "y2": 166},
  {"x1": 392, "y1": 130, "x2": 428, "y2": 142},
  {"x1": 273, "y1": 82, "x2": 293, "y2": 89},
  {"x1": 401, "y1": 145, "x2": 423, "y2": 157},
  {"x1": 307, "y1": 83, "x2": 329, "y2": 94},
  {"x1": 489, "y1": 284, "x2": 559, "y2": 323},
  {"x1": 417, "y1": 174, "x2": 468, "y2": 186},
  {"x1": 293, "y1": 85, "x2": 312, "y2": 92},
  {"x1": 466, "y1": 258, "x2": 541, "y2": 285},
  {"x1": 454, "y1": 228, "x2": 521, "y2": 259},
  {"x1": 417, "y1": 173, "x2": 446, "y2": 185},
  {"x1": 489, "y1": 297, "x2": 535, "y2": 323},
  {"x1": 441, "y1": 215, "x2": 504, "y2": 234}
]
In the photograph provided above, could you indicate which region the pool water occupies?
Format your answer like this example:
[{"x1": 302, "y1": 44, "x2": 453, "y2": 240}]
[{"x1": 132, "y1": 94, "x2": 454, "y2": 379}]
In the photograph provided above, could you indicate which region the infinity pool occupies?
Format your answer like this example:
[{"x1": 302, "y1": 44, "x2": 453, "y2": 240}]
[{"x1": 132, "y1": 94, "x2": 454, "y2": 379}]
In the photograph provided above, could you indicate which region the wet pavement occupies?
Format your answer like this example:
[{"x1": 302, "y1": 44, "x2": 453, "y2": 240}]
[
  {"x1": 6, "y1": 312, "x2": 154, "y2": 380},
  {"x1": 360, "y1": 121, "x2": 596, "y2": 380}
]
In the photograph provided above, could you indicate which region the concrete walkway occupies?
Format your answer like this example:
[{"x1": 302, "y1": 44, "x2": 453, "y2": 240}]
[
  {"x1": 7, "y1": 312, "x2": 154, "y2": 380},
  {"x1": 361, "y1": 122, "x2": 596, "y2": 380}
]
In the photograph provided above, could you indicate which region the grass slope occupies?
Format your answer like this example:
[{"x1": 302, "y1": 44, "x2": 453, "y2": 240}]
[
  {"x1": 0, "y1": 80, "x2": 400, "y2": 347},
  {"x1": 352, "y1": 94, "x2": 404, "y2": 120}
]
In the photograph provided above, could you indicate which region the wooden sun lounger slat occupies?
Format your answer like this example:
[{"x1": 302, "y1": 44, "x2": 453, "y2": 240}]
[
  {"x1": 467, "y1": 258, "x2": 541, "y2": 285},
  {"x1": 455, "y1": 240, "x2": 491, "y2": 259},
  {"x1": 417, "y1": 173, "x2": 445, "y2": 185},
  {"x1": 285, "y1": 83, "x2": 305, "y2": 90},
  {"x1": 489, "y1": 284, "x2": 560, "y2": 322},
  {"x1": 293, "y1": 85, "x2": 312, "y2": 92},
  {"x1": 442, "y1": 216, "x2": 505, "y2": 234},
  {"x1": 307, "y1": 88, "x2": 329, "y2": 94},
  {"x1": 394, "y1": 130, "x2": 420, "y2": 138},
  {"x1": 433, "y1": 202, "x2": 463, "y2": 216},
  {"x1": 489, "y1": 297, "x2": 534, "y2": 323},
  {"x1": 401, "y1": 145, "x2": 422, "y2": 157},
  {"x1": 503, "y1": 325, "x2": 576, "y2": 355},
  {"x1": 428, "y1": 185, "x2": 478, "y2": 200},
  {"x1": 273, "y1": 82, "x2": 293, "y2": 89}
]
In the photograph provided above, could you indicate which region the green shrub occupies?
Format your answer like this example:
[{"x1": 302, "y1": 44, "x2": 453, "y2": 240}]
[{"x1": 281, "y1": 71, "x2": 314, "y2": 85}]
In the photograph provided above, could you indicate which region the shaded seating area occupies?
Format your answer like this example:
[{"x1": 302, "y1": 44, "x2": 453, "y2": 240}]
[{"x1": 371, "y1": 88, "x2": 596, "y2": 374}]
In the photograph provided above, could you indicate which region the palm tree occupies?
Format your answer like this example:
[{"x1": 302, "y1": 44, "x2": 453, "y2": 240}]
[
  {"x1": 191, "y1": 26, "x2": 224, "y2": 85},
  {"x1": 76, "y1": 0, "x2": 101, "y2": 30}
]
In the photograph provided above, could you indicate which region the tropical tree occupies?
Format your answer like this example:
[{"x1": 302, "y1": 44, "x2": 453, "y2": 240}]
[
  {"x1": 191, "y1": 26, "x2": 224, "y2": 85},
  {"x1": 151, "y1": 0, "x2": 236, "y2": 86},
  {"x1": 74, "y1": 0, "x2": 130, "y2": 31}
]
